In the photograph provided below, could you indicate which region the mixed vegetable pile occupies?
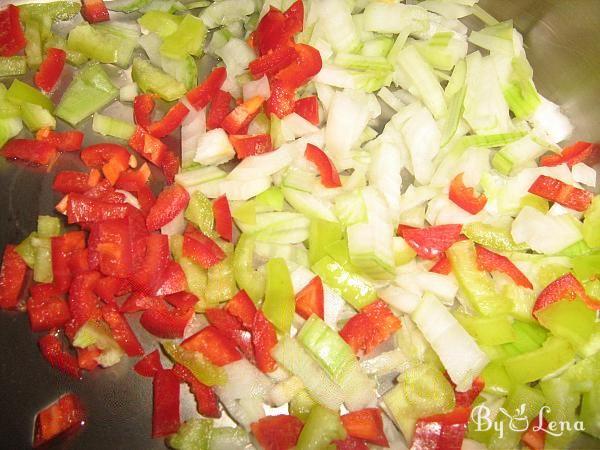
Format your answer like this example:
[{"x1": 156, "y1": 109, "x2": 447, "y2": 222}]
[{"x1": 0, "y1": 0, "x2": 599, "y2": 449}]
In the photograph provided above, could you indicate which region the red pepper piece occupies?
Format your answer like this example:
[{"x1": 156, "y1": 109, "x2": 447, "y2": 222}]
[
  {"x1": 101, "y1": 304, "x2": 144, "y2": 356},
  {"x1": 253, "y1": 7, "x2": 288, "y2": 56},
  {"x1": 274, "y1": 44, "x2": 322, "y2": 90},
  {"x1": 181, "y1": 325, "x2": 242, "y2": 366},
  {"x1": 81, "y1": 143, "x2": 130, "y2": 170},
  {"x1": 129, "y1": 126, "x2": 167, "y2": 166},
  {"x1": 533, "y1": 272, "x2": 600, "y2": 317},
  {"x1": 33, "y1": 393, "x2": 85, "y2": 448},
  {"x1": 229, "y1": 134, "x2": 274, "y2": 159},
  {"x1": 528, "y1": 175, "x2": 593, "y2": 212},
  {"x1": 133, "y1": 94, "x2": 156, "y2": 128},
  {"x1": 206, "y1": 89, "x2": 233, "y2": 130},
  {"x1": 295, "y1": 276, "x2": 324, "y2": 320},
  {"x1": 429, "y1": 254, "x2": 452, "y2": 275},
  {"x1": 77, "y1": 346, "x2": 100, "y2": 371},
  {"x1": 540, "y1": 141, "x2": 599, "y2": 168},
  {"x1": 82, "y1": 178, "x2": 126, "y2": 203},
  {"x1": 38, "y1": 334, "x2": 81, "y2": 379},
  {"x1": 249, "y1": 45, "x2": 298, "y2": 79},
  {"x1": 2, "y1": 139, "x2": 58, "y2": 165},
  {"x1": 134, "y1": 350, "x2": 163, "y2": 377},
  {"x1": 81, "y1": 0, "x2": 109, "y2": 23},
  {"x1": 283, "y1": 0, "x2": 304, "y2": 35},
  {"x1": 305, "y1": 143, "x2": 341, "y2": 188},
  {"x1": 164, "y1": 291, "x2": 198, "y2": 310},
  {"x1": 265, "y1": 79, "x2": 296, "y2": 118},
  {"x1": 36, "y1": 128, "x2": 84, "y2": 152},
  {"x1": 449, "y1": 376, "x2": 485, "y2": 408},
  {"x1": 225, "y1": 290, "x2": 257, "y2": 330},
  {"x1": 94, "y1": 276, "x2": 130, "y2": 305},
  {"x1": 140, "y1": 304, "x2": 193, "y2": 339},
  {"x1": 334, "y1": 437, "x2": 370, "y2": 450},
  {"x1": 154, "y1": 261, "x2": 187, "y2": 296},
  {"x1": 129, "y1": 234, "x2": 169, "y2": 294},
  {"x1": 34, "y1": 48, "x2": 67, "y2": 93},
  {"x1": 69, "y1": 249, "x2": 90, "y2": 276},
  {"x1": 53, "y1": 171, "x2": 95, "y2": 194},
  {"x1": 68, "y1": 271, "x2": 102, "y2": 333},
  {"x1": 251, "y1": 415, "x2": 304, "y2": 450},
  {"x1": 88, "y1": 219, "x2": 133, "y2": 278},
  {"x1": 0, "y1": 5, "x2": 26, "y2": 57},
  {"x1": 294, "y1": 96, "x2": 319, "y2": 125},
  {"x1": 0, "y1": 244, "x2": 27, "y2": 309},
  {"x1": 340, "y1": 300, "x2": 401, "y2": 356},
  {"x1": 449, "y1": 173, "x2": 487, "y2": 215},
  {"x1": 252, "y1": 310, "x2": 278, "y2": 373},
  {"x1": 205, "y1": 307, "x2": 255, "y2": 362},
  {"x1": 521, "y1": 416, "x2": 547, "y2": 450},
  {"x1": 152, "y1": 369, "x2": 180, "y2": 438},
  {"x1": 186, "y1": 66, "x2": 227, "y2": 110},
  {"x1": 341, "y1": 408, "x2": 389, "y2": 447},
  {"x1": 160, "y1": 149, "x2": 180, "y2": 185},
  {"x1": 146, "y1": 183, "x2": 190, "y2": 231},
  {"x1": 182, "y1": 225, "x2": 226, "y2": 269},
  {"x1": 115, "y1": 164, "x2": 151, "y2": 191},
  {"x1": 147, "y1": 102, "x2": 189, "y2": 138},
  {"x1": 400, "y1": 224, "x2": 463, "y2": 259},
  {"x1": 120, "y1": 291, "x2": 163, "y2": 314},
  {"x1": 411, "y1": 407, "x2": 470, "y2": 450},
  {"x1": 212, "y1": 195, "x2": 233, "y2": 241},
  {"x1": 67, "y1": 193, "x2": 129, "y2": 224},
  {"x1": 27, "y1": 284, "x2": 71, "y2": 332},
  {"x1": 172, "y1": 363, "x2": 221, "y2": 418},
  {"x1": 476, "y1": 245, "x2": 533, "y2": 289},
  {"x1": 221, "y1": 96, "x2": 265, "y2": 135}
]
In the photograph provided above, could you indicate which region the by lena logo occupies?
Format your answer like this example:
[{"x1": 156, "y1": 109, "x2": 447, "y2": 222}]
[{"x1": 471, "y1": 404, "x2": 585, "y2": 438}]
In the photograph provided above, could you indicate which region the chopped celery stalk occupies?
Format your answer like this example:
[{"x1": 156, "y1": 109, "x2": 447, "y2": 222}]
[
  {"x1": 67, "y1": 24, "x2": 119, "y2": 64},
  {"x1": 138, "y1": 11, "x2": 182, "y2": 38},
  {"x1": 162, "y1": 341, "x2": 226, "y2": 386},
  {"x1": 503, "y1": 56, "x2": 541, "y2": 119},
  {"x1": 480, "y1": 361, "x2": 511, "y2": 396},
  {"x1": 175, "y1": 166, "x2": 226, "y2": 188},
  {"x1": 19, "y1": 2, "x2": 81, "y2": 22},
  {"x1": 539, "y1": 377, "x2": 581, "y2": 449},
  {"x1": 455, "y1": 313, "x2": 515, "y2": 346},
  {"x1": 32, "y1": 237, "x2": 52, "y2": 283},
  {"x1": 290, "y1": 390, "x2": 316, "y2": 423},
  {"x1": 93, "y1": 23, "x2": 140, "y2": 68},
  {"x1": 162, "y1": 55, "x2": 198, "y2": 90},
  {"x1": 106, "y1": 0, "x2": 152, "y2": 12},
  {"x1": 447, "y1": 240, "x2": 510, "y2": 315},
  {"x1": 504, "y1": 283, "x2": 536, "y2": 323},
  {"x1": 24, "y1": 19, "x2": 43, "y2": 68},
  {"x1": 132, "y1": 57, "x2": 186, "y2": 101},
  {"x1": 583, "y1": 196, "x2": 600, "y2": 248},
  {"x1": 262, "y1": 258, "x2": 295, "y2": 333},
  {"x1": 361, "y1": 37, "x2": 394, "y2": 57},
  {"x1": 440, "y1": 59, "x2": 466, "y2": 146},
  {"x1": 92, "y1": 113, "x2": 135, "y2": 140},
  {"x1": 308, "y1": 219, "x2": 343, "y2": 265},
  {"x1": 458, "y1": 131, "x2": 527, "y2": 150},
  {"x1": 21, "y1": 103, "x2": 56, "y2": 131},
  {"x1": 334, "y1": 53, "x2": 393, "y2": 73},
  {"x1": 282, "y1": 188, "x2": 338, "y2": 223},
  {"x1": 503, "y1": 336, "x2": 575, "y2": 384},
  {"x1": 501, "y1": 320, "x2": 547, "y2": 355},
  {"x1": 161, "y1": 15, "x2": 207, "y2": 59},
  {"x1": 462, "y1": 222, "x2": 528, "y2": 251},
  {"x1": 232, "y1": 234, "x2": 265, "y2": 303},
  {"x1": 55, "y1": 64, "x2": 118, "y2": 126},
  {"x1": 0, "y1": 57, "x2": 27, "y2": 77},
  {"x1": 205, "y1": 256, "x2": 236, "y2": 306},
  {"x1": 72, "y1": 320, "x2": 124, "y2": 367},
  {"x1": 296, "y1": 405, "x2": 346, "y2": 450},
  {"x1": 6, "y1": 79, "x2": 53, "y2": 111},
  {"x1": 16, "y1": 232, "x2": 37, "y2": 269},
  {"x1": 181, "y1": 258, "x2": 208, "y2": 308},
  {"x1": 393, "y1": 236, "x2": 417, "y2": 265},
  {"x1": 255, "y1": 187, "x2": 284, "y2": 212},
  {"x1": 398, "y1": 363, "x2": 456, "y2": 417},
  {"x1": 312, "y1": 255, "x2": 376, "y2": 310},
  {"x1": 37, "y1": 215, "x2": 62, "y2": 238},
  {"x1": 572, "y1": 254, "x2": 600, "y2": 281},
  {"x1": 167, "y1": 419, "x2": 212, "y2": 450},
  {"x1": 185, "y1": 192, "x2": 215, "y2": 237},
  {"x1": 0, "y1": 117, "x2": 23, "y2": 148},
  {"x1": 347, "y1": 222, "x2": 396, "y2": 280},
  {"x1": 558, "y1": 240, "x2": 592, "y2": 257}
]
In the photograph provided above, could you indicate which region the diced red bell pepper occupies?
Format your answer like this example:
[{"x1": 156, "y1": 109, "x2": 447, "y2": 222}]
[
  {"x1": 94, "y1": 276, "x2": 130, "y2": 305},
  {"x1": 253, "y1": 7, "x2": 290, "y2": 56},
  {"x1": 67, "y1": 193, "x2": 129, "y2": 224},
  {"x1": 134, "y1": 350, "x2": 163, "y2": 377},
  {"x1": 305, "y1": 144, "x2": 341, "y2": 188},
  {"x1": 53, "y1": 171, "x2": 97, "y2": 194},
  {"x1": 533, "y1": 272, "x2": 600, "y2": 317},
  {"x1": 34, "y1": 48, "x2": 67, "y2": 93},
  {"x1": 27, "y1": 284, "x2": 71, "y2": 332},
  {"x1": 82, "y1": 178, "x2": 126, "y2": 203},
  {"x1": 81, "y1": 0, "x2": 109, "y2": 23},
  {"x1": 181, "y1": 325, "x2": 242, "y2": 366},
  {"x1": 265, "y1": 79, "x2": 296, "y2": 119},
  {"x1": 0, "y1": 244, "x2": 27, "y2": 309},
  {"x1": 160, "y1": 149, "x2": 180, "y2": 185},
  {"x1": 340, "y1": 299, "x2": 401, "y2": 356},
  {"x1": 251, "y1": 415, "x2": 304, "y2": 450},
  {"x1": 77, "y1": 346, "x2": 100, "y2": 371},
  {"x1": 182, "y1": 225, "x2": 226, "y2": 269},
  {"x1": 252, "y1": 310, "x2": 278, "y2": 373},
  {"x1": 540, "y1": 141, "x2": 599, "y2": 168},
  {"x1": 411, "y1": 407, "x2": 470, "y2": 450},
  {"x1": 225, "y1": 290, "x2": 257, "y2": 330},
  {"x1": 204, "y1": 307, "x2": 255, "y2": 362},
  {"x1": 221, "y1": 96, "x2": 265, "y2": 135},
  {"x1": 120, "y1": 291, "x2": 163, "y2": 314},
  {"x1": 153, "y1": 261, "x2": 187, "y2": 296},
  {"x1": 273, "y1": 44, "x2": 322, "y2": 90},
  {"x1": 148, "y1": 102, "x2": 189, "y2": 138},
  {"x1": 68, "y1": 271, "x2": 102, "y2": 333},
  {"x1": 38, "y1": 334, "x2": 81, "y2": 379},
  {"x1": 229, "y1": 134, "x2": 274, "y2": 159},
  {"x1": 249, "y1": 45, "x2": 298, "y2": 79},
  {"x1": 521, "y1": 416, "x2": 547, "y2": 450},
  {"x1": 429, "y1": 254, "x2": 452, "y2": 275},
  {"x1": 133, "y1": 94, "x2": 156, "y2": 128},
  {"x1": 341, "y1": 408, "x2": 389, "y2": 447},
  {"x1": 36, "y1": 128, "x2": 84, "y2": 152},
  {"x1": 449, "y1": 173, "x2": 487, "y2": 215},
  {"x1": 2, "y1": 139, "x2": 57, "y2": 165},
  {"x1": 129, "y1": 126, "x2": 167, "y2": 167},
  {"x1": 206, "y1": 89, "x2": 233, "y2": 130},
  {"x1": 295, "y1": 276, "x2": 324, "y2": 320},
  {"x1": 283, "y1": 0, "x2": 304, "y2": 34},
  {"x1": 81, "y1": 143, "x2": 131, "y2": 170},
  {"x1": 452, "y1": 376, "x2": 485, "y2": 408},
  {"x1": 88, "y1": 219, "x2": 133, "y2": 278},
  {"x1": 334, "y1": 437, "x2": 369, "y2": 450},
  {"x1": 115, "y1": 164, "x2": 151, "y2": 191},
  {"x1": 172, "y1": 363, "x2": 221, "y2": 418},
  {"x1": 129, "y1": 234, "x2": 169, "y2": 295},
  {"x1": 528, "y1": 175, "x2": 593, "y2": 212},
  {"x1": 399, "y1": 224, "x2": 463, "y2": 259},
  {"x1": 476, "y1": 245, "x2": 533, "y2": 289},
  {"x1": 69, "y1": 249, "x2": 90, "y2": 276},
  {"x1": 101, "y1": 304, "x2": 144, "y2": 356},
  {"x1": 140, "y1": 304, "x2": 193, "y2": 339},
  {"x1": 146, "y1": 183, "x2": 190, "y2": 231},
  {"x1": 0, "y1": 5, "x2": 26, "y2": 57},
  {"x1": 294, "y1": 96, "x2": 319, "y2": 125},
  {"x1": 212, "y1": 195, "x2": 233, "y2": 242},
  {"x1": 164, "y1": 291, "x2": 198, "y2": 310},
  {"x1": 33, "y1": 393, "x2": 85, "y2": 448},
  {"x1": 152, "y1": 369, "x2": 180, "y2": 438},
  {"x1": 186, "y1": 66, "x2": 227, "y2": 110}
]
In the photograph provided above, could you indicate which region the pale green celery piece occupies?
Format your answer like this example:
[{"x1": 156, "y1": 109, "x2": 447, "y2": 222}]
[
  {"x1": 573, "y1": 254, "x2": 600, "y2": 281},
  {"x1": 161, "y1": 14, "x2": 207, "y2": 59},
  {"x1": 454, "y1": 313, "x2": 515, "y2": 346},
  {"x1": 361, "y1": 37, "x2": 394, "y2": 57},
  {"x1": 501, "y1": 320, "x2": 547, "y2": 356},
  {"x1": 162, "y1": 55, "x2": 198, "y2": 90},
  {"x1": 43, "y1": 35, "x2": 88, "y2": 67},
  {"x1": 311, "y1": 255, "x2": 376, "y2": 310},
  {"x1": 503, "y1": 56, "x2": 541, "y2": 119},
  {"x1": 21, "y1": 103, "x2": 56, "y2": 131},
  {"x1": 308, "y1": 218, "x2": 343, "y2": 266},
  {"x1": 16, "y1": 232, "x2": 38, "y2": 269},
  {"x1": 255, "y1": 187, "x2": 284, "y2": 212},
  {"x1": 440, "y1": 59, "x2": 466, "y2": 146},
  {"x1": 233, "y1": 233, "x2": 265, "y2": 303},
  {"x1": 393, "y1": 236, "x2": 417, "y2": 266},
  {"x1": 503, "y1": 283, "x2": 536, "y2": 323},
  {"x1": 67, "y1": 24, "x2": 119, "y2": 64},
  {"x1": 583, "y1": 195, "x2": 600, "y2": 248},
  {"x1": 37, "y1": 215, "x2": 62, "y2": 238},
  {"x1": 491, "y1": 150, "x2": 513, "y2": 175},
  {"x1": 162, "y1": 341, "x2": 226, "y2": 386},
  {"x1": 93, "y1": 23, "x2": 140, "y2": 68},
  {"x1": 296, "y1": 405, "x2": 346, "y2": 450},
  {"x1": 0, "y1": 57, "x2": 27, "y2": 77},
  {"x1": 334, "y1": 53, "x2": 393, "y2": 73},
  {"x1": 519, "y1": 193, "x2": 549, "y2": 213},
  {"x1": 0, "y1": 117, "x2": 22, "y2": 148},
  {"x1": 138, "y1": 11, "x2": 182, "y2": 38},
  {"x1": 6, "y1": 79, "x2": 53, "y2": 111},
  {"x1": 24, "y1": 19, "x2": 43, "y2": 68},
  {"x1": 269, "y1": 113, "x2": 285, "y2": 149},
  {"x1": 19, "y1": 2, "x2": 81, "y2": 22},
  {"x1": 290, "y1": 389, "x2": 316, "y2": 423},
  {"x1": 400, "y1": 363, "x2": 456, "y2": 417},
  {"x1": 262, "y1": 258, "x2": 295, "y2": 333},
  {"x1": 180, "y1": 258, "x2": 207, "y2": 311},
  {"x1": 131, "y1": 57, "x2": 186, "y2": 101},
  {"x1": 324, "y1": 239, "x2": 359, "y2": 273},
  {"x1": 167, "y1": 419, "x2": 212, "y2": 450},
  {"x1": 185, "y1": 191, "x2": 215, "y2": 237},
  {"x1": 72, "y1": 320, "x2": 124, "y2": 367},
  {"x1": 480, "y1": 361, "x2": 511, "y2": 396},
  {"x1": 457, "y1": 131, "x2": 527, "y2": 151},
  {"x1": 231, "y1": 200, "x2": 256, "y2": 226},
  {"x1": 383, "y1": 381, "x2": 418, "y2": 443},
  {"x1": 32, "y1": 237, "x2": 53, "y2": 283},
  {"x1": 540, "y1": 376, "x2": 581, "y2": 449},
  {"x1": 107, "y1": 0, "x2": 152, "y2": 13},
  {"x1": 205, "y1": 256, "x2": 237, "y2": 306},
  {"x1": 557, "y1": 239, "x2": 592, "y2": 257},
  {"x1": 92, "y1": 113, "x2": 135, "y2": 140}
]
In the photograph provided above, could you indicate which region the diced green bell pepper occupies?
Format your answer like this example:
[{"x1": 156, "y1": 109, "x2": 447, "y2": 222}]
[
  {"x1": 138, "y1": 11, "x2": 182, "y2": 38},
  {"x1": 162, "y1": 341, "x2": 226, "y2": 386},
  {"x1": 6, "y1": 79, "x2": 53, "y2": 111},
  {"x1": 24, "y1": 19, "x2": 43, "y2": 68},
  {"x1": 0, "y1": 57, "x2": 27, "y2": 78},
  {"x1": 161, "y1": 15, "x2": 207, "y2": 59},
  {"x1": 185, "y1": 191, "x2": 215, "y2": 237},
  {"x1": 462, "y1": 221, "x2": 529, "y2": 251},
  {"x1": 205, "y1": 255, "x2": 237, "y2": 306},
  {"x1": 480, "y1": 361, "x2": 512, "y2": 396},
  {"x1": 132, "y1": 57, "x2": 186, "y2": 102},
  {"x1": 16, "y1": 232, "x2": 38, "y2": 269},
  {"x1": 296, "y1": 405, "x2": 346, "y2": 450},
  {"x1": 308, "y1": 218, "x2": 343, "y2": 265},
  {"x1": 262, "y1": 258, "x2": 295, "y2": 333},
  {"x1": 21, "y1": 103, "x2": 56, "y2": 131},
  {"x1": 167, "y1": 419, "x2": 212, "y2": 450},
  {"x1": 37, "y1": 215, "x2": 62, "y2": 238},
  {"x1": 232, "y1": 233, "x2": 265, "y2": 303},
  {"x1": 455, "y1": 313, "x2": 515, "y2": 346},
  {"x1": 19, "y1": 2, "x2": 81, "y2": 22},
  {"x1": 32, "y1": 237, "x2": 52, "y2": 283},
  {"x1": 290, "y1": 389, "x2": 316, "y2": 423}
]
